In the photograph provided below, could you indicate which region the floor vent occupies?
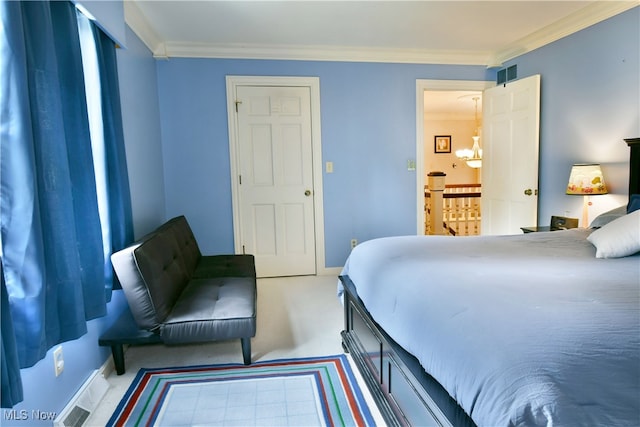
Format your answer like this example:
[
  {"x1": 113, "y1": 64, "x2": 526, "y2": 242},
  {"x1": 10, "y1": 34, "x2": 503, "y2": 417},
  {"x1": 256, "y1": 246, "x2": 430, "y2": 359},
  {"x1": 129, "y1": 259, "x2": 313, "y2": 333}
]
[
  {"x1": 53, "y1": 369, "x2": 109, "y2": 427},
  {"x1": 61, "y1": 406, "x2": 90, "y2": 427}
]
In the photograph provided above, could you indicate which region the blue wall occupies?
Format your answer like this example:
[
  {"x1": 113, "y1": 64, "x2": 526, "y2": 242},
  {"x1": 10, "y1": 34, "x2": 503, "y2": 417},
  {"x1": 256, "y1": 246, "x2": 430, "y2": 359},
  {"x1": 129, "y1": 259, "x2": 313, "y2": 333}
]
[
  {"x1": 7, "y1": 6, "x2": 638, "y2": 424},
  {"x1": 505, "y1": 6, "x2": 639, "y2": 225},
  {"x1": 118, "y1": 25, "x2": 166, "y2": 238},
  {"x1": 2, "y1": 293, "x2": 128, "y2": 426},
  {"x1": 156, "y1": 7, "x2": 639, "y2": 269},
  {"x1": 157, "y1": 60, "x2": 493, "y2": 267}
]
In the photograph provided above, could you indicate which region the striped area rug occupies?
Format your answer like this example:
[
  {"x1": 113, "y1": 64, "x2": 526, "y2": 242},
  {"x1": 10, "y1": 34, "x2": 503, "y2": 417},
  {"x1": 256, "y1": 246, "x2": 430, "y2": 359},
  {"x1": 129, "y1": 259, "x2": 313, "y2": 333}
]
[{"x1": 107, "y1": 354, "x2": 376, "y2": 426}]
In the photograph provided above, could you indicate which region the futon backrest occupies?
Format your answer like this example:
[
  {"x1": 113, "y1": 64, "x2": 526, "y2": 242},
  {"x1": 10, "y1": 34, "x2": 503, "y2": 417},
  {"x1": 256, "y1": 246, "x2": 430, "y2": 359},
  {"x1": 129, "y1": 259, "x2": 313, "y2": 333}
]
[
  {"x1": 132, "y1": 232, "x2": 190, "y2": 326},
  {"x1": 157, "y1": 216, "x2": 202, "y2": 275},
  {"x1": 111, "y1": 215, "x2": 204, "y2": 331}
]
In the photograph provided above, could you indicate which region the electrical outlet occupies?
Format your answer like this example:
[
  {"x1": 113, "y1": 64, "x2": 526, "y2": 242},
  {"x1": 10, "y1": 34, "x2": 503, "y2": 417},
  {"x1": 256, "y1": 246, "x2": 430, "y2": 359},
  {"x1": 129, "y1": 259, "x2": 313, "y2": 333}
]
[
  {"x1": 350, "y1": 239, "x2": 358, "y2": 249},
  {"x1": 53, "y1": 346, "x2": 64, "y2": 377}
]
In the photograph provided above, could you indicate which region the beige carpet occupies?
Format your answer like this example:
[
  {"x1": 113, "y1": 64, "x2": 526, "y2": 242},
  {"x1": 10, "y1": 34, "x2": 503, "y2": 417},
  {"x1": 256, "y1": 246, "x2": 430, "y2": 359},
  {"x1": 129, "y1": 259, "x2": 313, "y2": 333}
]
[{"x1": 86, "y1": 275, "x2": 383, "y2": 425}]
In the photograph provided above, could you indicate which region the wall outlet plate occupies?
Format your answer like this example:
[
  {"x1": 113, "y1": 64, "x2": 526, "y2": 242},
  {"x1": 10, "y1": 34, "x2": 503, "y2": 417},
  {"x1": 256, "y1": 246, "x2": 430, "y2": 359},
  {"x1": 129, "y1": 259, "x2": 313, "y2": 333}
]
[
  {"x1": 326, "y1": 161, "x2": 333, "y2": 173},
  {"x1": 53, "y1": 346, "x2": 64, "y2": 377}
]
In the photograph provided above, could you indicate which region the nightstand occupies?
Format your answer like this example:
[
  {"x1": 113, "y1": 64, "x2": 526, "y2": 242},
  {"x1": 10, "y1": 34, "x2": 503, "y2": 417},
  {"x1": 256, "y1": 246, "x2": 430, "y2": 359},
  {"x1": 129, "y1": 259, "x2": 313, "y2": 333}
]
[
  {"x1": 522, "y1": 216, "x2": 579, "y2": 233},
  {"x1": 520, "y1": 226, "x2": 552, "y2": 233}
]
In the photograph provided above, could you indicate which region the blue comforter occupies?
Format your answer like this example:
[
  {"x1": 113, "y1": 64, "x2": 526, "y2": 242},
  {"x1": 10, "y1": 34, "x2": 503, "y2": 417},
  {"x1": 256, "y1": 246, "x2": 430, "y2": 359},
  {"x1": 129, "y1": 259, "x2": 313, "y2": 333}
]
[{"x1": 339, "y1": 229, "x2": 640, "y2": 426}]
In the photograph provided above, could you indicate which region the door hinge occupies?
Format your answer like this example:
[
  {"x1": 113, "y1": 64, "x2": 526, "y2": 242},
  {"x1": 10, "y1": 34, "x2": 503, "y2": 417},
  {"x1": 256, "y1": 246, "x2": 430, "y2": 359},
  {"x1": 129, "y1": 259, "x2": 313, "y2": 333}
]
[
  {"x1": 239, "y1": 175, "x2": 242, "y2": 185},
  {"x1": 235, "y1": 100, "x2": 242, "y2": 112}
]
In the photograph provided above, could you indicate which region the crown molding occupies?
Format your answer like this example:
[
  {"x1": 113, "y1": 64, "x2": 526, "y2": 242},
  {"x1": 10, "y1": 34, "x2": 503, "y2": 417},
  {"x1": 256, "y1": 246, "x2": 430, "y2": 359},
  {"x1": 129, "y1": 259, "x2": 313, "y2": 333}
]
[
  {"x1": 491, "y1": 1, "x2": 639, "y2": 66},
  {"x1": 125, "y1": 1, "x2": 638, "y2": 66},
  {"x1": 154, "y1": 42, "x2": 493, "y2": 65},
  {"x1": 123, "y1": 0, "x2": 165, "y2": 56}
]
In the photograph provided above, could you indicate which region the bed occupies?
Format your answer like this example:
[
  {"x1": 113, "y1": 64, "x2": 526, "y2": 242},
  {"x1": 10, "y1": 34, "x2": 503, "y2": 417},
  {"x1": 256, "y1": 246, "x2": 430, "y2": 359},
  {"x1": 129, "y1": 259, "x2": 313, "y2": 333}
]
[{"x1": 339, "y1": 137, "x2": 640, "y2": 427}]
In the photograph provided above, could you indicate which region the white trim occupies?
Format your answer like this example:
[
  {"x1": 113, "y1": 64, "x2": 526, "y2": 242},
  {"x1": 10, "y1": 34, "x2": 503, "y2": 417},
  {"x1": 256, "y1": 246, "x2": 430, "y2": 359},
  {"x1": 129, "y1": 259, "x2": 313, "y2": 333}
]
[
  {"x1": 225, "y1": 76, "x2": 327, "y2": 275},
  {"x1": 415, "y1": 80, "x2": 495, "y2": 235},
  {"x1": 156, "y1": 43, "x2": 492, "y2": 65},
  {"x1": 123, "y1": 0, "x2": 165, "y2": 57},
  {"x1": 124, "y1": 2, "x2": 635, "y2": 66},
  {"x1": 53, "y1": 368, "x2": 110, "y2": 427},
  {"x1": 322, "y1": 266, "x2": 343, "y2": 276},
  {"x1": 490, "y1": 1, "x2": 638, "y2": 66}
]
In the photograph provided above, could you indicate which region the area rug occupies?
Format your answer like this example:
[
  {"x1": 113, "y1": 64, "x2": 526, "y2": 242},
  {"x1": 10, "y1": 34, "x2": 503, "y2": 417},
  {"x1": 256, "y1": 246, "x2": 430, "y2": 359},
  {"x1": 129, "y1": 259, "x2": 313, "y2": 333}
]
[{"x1": 107, "y1": 354, "x2": 376, "y2": 426}]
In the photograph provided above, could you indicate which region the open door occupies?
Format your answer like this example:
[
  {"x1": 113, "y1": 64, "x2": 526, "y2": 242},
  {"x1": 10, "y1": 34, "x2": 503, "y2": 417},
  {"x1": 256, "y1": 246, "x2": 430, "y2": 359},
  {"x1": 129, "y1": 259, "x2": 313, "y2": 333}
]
[{"x1": 481, "y1": 75, "x2": 541, "y2": 235}]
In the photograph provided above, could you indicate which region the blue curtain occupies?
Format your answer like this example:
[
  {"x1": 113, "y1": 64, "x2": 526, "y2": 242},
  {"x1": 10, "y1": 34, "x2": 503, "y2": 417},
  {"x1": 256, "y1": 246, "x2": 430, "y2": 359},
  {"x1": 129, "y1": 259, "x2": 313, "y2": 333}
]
[
  {"x1": 1, "y1": 262, "x2": 23, "y2": 408},
  {"x1": 0, "y1": 0, "x2": 106, "y2": 377},
  {"x1": 92, "y1": 24, "x2": 134, "y2": 293}
]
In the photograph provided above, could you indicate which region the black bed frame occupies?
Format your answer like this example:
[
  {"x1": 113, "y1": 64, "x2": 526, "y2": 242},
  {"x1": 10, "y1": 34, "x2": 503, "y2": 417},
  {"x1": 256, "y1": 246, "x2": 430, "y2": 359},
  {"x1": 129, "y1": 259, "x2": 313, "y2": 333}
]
[
  {"x1": 340, "y1": 275, "x2": 475, "y2": 427},
  {"x1": 625, "y1": 138, "x2": 640, "y2": 195},
  {"x1": 341, "y1": 137, "x2": 640, "y2": 426}
]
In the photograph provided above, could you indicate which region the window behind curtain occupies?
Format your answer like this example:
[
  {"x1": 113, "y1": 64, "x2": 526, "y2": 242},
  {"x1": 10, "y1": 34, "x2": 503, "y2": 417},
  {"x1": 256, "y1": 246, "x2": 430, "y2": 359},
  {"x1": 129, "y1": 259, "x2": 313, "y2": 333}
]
[
  {"x1": 77, "y1": 9, "x2": 112, "y2": 276},
  {"x1": 0, "y1": 3, "x2": 132, "y2": 397}
]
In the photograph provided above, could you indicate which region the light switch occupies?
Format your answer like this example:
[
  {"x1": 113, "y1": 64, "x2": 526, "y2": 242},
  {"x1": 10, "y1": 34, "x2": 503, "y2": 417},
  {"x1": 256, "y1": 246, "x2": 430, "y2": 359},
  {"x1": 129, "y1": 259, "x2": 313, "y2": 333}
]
[
  {"x1": 407, "y1": 159, "x2": 416, "y2": 171},
  {"x1": 326, "y1": 161, "x2": 334, "y2": 173}
]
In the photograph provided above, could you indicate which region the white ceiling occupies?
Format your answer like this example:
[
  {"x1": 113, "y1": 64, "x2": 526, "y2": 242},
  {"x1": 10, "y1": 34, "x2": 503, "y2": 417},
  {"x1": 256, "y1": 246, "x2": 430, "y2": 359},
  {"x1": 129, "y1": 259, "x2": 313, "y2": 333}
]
[
  {"x1": 125, "y1": 1, "x2": 636, "y2": 65},
  {"x1": 123, "y1": 1, "x2": 637, "y2": 116},
  {"x1": 425, "y1": 90, "x2": 483, "y2": 120}
]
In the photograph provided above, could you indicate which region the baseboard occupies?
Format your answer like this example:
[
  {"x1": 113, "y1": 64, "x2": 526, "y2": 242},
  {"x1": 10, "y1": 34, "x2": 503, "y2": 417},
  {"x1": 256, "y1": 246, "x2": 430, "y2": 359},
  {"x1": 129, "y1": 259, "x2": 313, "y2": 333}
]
[
  {"x1": 53, "y1": 358, "x2": 113, "y2": 427},
  {"x1": 318, "y1": 266, "x2": 342, "y2": 276},
  {"x1": 99, "y1": 350, "x2": 116, "y2": 379}
]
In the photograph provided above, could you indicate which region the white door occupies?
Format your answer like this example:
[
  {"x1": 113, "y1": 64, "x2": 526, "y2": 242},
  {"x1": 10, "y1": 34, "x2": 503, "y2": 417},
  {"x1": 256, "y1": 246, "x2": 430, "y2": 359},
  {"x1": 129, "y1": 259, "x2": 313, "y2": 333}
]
[
  {"x1": 482, "y1": 74, "x2": 541, "y2": 235},
  {"x1": 235, "y1": 85, "x2": 316, "y2": 277}
]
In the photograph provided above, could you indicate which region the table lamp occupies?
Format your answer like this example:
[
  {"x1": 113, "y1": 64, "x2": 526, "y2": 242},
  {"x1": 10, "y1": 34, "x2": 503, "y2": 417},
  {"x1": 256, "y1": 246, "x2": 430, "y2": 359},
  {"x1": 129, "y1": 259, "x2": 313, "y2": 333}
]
[{"x1": 566, "y1": 163, "x2": 608, "y2": 227}]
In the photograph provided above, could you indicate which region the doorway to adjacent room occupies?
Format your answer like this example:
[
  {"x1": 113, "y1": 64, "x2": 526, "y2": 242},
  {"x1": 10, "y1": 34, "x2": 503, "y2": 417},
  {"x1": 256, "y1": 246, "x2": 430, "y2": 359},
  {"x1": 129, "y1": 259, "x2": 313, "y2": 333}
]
[{"x1": 417, "y1": 76, "x2": 541, "y2": 236}]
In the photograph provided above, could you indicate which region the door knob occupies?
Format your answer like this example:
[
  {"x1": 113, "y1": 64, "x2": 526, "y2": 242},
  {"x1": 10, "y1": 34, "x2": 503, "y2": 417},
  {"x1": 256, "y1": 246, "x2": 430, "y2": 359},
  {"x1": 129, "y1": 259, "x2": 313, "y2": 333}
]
[
  {"x1": 524, "y1": 189, "x2": 533, "y2": 196},
  {"x1": 304, "y1": 190, "x2": 312, "y2": 196}
]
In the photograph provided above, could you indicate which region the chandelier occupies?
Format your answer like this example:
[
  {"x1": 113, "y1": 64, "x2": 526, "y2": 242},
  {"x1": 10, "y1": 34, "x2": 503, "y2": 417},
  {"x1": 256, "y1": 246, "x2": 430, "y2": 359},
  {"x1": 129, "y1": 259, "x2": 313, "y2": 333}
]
[{"x1": 455, "y1": 96, "x2": 482, "y2": 168}]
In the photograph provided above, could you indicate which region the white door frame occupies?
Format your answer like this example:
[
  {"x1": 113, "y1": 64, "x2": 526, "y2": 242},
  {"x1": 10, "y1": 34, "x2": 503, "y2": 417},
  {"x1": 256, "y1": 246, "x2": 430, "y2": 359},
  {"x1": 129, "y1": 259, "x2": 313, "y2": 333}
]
[
  {"x1": 415, "y1": 79, "x2": 495, "y2": 235},
  {"x1": 226, "y1": 76, "x2": 328, "y2": 275}
]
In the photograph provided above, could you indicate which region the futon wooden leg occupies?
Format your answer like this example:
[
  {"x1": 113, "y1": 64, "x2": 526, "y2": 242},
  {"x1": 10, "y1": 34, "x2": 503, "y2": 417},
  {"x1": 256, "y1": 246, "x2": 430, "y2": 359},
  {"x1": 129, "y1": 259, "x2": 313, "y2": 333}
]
[{"x1": 241, "y1": 338, "x2": 251, "y2": 365}]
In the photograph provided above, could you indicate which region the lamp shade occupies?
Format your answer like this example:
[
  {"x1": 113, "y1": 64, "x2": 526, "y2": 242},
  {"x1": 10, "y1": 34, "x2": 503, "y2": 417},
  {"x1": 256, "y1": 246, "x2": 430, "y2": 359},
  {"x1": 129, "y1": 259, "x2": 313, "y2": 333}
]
[{"x1": 566, "y1": 163, "x2": 608, "y2": 195}]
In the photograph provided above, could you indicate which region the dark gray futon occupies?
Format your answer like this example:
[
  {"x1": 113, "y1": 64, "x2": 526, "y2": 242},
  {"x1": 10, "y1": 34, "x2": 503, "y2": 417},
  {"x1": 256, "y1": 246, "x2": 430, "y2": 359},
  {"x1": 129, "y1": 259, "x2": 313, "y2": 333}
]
[{"x1": 107, "y1": 216, "x2": 256, "y2": 373}]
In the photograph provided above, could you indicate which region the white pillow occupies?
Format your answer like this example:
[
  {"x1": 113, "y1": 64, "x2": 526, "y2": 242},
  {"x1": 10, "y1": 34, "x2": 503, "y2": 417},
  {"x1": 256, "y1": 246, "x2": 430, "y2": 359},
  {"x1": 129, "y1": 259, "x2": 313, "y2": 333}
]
[{"x1": 587, "y1": 209, "x2": 640, "y2": 258}]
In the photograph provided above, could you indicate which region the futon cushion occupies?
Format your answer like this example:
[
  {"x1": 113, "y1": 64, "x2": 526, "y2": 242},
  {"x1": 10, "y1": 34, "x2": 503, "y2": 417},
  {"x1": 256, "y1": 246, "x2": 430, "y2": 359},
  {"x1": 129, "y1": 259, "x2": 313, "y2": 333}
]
[{"x1": 160, "y1": 277, "x2": 256, "y2": 343}]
